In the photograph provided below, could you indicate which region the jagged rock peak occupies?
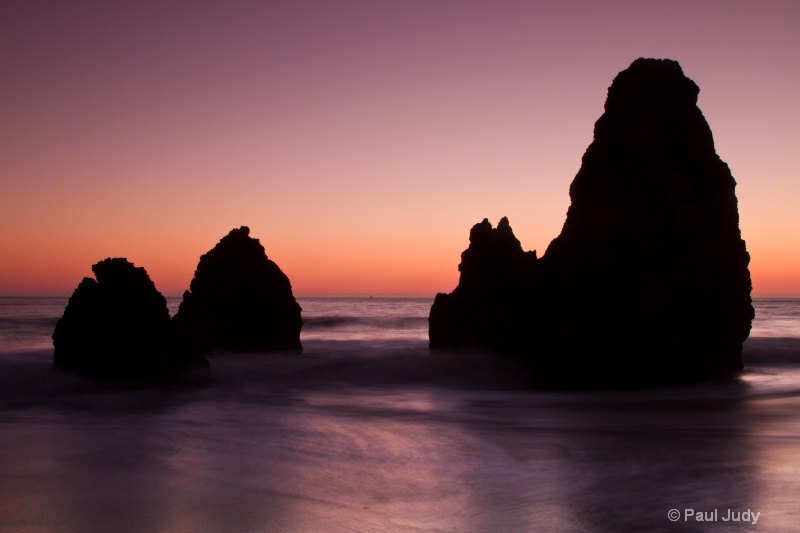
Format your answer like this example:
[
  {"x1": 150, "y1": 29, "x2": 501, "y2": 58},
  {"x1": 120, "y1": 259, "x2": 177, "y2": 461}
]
[
  {"x1": 605, "y1": 58, "x2": 699, "y2": 110},
  {"x1": 221, "y1": 225, "x2": 255, "y2": 243},
  {"x1": 53, "y1": 258, "x2": 196, "y2": 379},
  {"x1": 173, "y1": 226, "x2": 303, "y2": 353},
  {"x1": 206, "y1": 226, "x2": 268, "y2": 258},
  {"x1": 91, "y1": 257, "x2": 152, "y2": 286},
  {"x1": 429, "y1": 217, "x2": 537, "y2": 350},
  {"x1": 460, "y1": 217, "x2": 535, "y2": 278},
  {"x1": 469, "y1": 217, "x2": 518, "y2": 244}
]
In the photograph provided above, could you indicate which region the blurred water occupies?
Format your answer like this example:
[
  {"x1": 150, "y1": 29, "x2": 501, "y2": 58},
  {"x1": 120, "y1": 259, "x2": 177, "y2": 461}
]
[
  {"x1": 0, "y1": 297, "x2": 799, "y2": 532},
  {"x1": 2, "y1": 297, "x2": 798, "y2": 356},
  {"x1": 0, "y1": 297, "x2": 65, "y2": 353},
  {"x1": 749, "y1": 299, "x2": 800, "y2": 338},
  {"x1": 299, "y1": 297, "x2": 430, "y2": 341}
]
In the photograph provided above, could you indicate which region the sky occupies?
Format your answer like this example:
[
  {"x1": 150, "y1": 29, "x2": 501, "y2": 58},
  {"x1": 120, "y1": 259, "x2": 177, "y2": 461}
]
[{"x1": 1, "y1": 0, "x2": 799, "y2": 297}]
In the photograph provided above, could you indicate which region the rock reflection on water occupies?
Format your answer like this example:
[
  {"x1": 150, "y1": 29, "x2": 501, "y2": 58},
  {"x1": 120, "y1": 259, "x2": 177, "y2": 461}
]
[{"x1": 2, "y1": 368, "x2": 800, "y2": 532}]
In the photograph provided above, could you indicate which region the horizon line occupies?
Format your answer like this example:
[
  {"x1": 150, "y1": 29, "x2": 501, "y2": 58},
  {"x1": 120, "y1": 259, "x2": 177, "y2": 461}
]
[{"x1": 1, "y1": 293, "x2": 799, "y2": 300}]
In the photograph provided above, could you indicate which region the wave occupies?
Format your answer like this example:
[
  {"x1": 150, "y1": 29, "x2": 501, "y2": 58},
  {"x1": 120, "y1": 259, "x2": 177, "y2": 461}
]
[
  {"x1": 0, "y1": 341, "x2": 530, "y2": 411},
  {"x1": 5, "y1": 337, "x2": 800, "y2": 413},
  {"x1": 743, "y1": 337, "x2": 800, "y2": 364},
  {"x1": 302, "y1": 315, "x2": 428, "y2": 330},
  {"x1": 0, "y1": 316, "x2": 60, "y2": 328}
]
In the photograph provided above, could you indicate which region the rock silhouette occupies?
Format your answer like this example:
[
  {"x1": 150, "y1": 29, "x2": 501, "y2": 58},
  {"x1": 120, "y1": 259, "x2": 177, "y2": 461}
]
[
  {"x1": 53, "y1": 258, "x2": 199, "y2": 379},
  {"x1": 429, "y1": 217, "x2": 537, "y2": 351},
  {"x1": 173, "y1": 227, "x2": 303, "y2": 353},
  {"x1": 429, "y1": 58, "x2": 754, "y2": 387}
]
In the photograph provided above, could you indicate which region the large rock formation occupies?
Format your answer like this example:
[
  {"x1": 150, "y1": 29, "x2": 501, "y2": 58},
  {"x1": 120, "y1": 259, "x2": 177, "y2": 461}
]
[
  {"x1": 429, "y1": 58, "x2": 754, "y2": 387},
  {"x1": 173, "y1": 227, "x2": 303, "y2": 353},
  {"x1": 53, "y1": 258, "x2": 198, "y2": 379}
]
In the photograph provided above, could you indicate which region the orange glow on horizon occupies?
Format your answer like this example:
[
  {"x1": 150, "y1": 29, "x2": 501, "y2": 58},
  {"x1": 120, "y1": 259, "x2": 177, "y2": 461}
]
[
  {"x1": 2, "y1": 224, "x2": 798, "y2": 299},
  {"x1": 1, "y1": 2, "x2": 798, "y2": 299}
]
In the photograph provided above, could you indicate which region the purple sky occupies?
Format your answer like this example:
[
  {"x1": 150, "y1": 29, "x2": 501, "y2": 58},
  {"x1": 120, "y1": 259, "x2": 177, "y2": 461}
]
[{"x1": 2, "y1": 1, "x2": 799, "y2": 296}]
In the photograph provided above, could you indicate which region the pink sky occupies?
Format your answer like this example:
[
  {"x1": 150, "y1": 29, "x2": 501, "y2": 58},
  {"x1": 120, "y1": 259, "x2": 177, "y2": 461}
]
[{"x1": 1, "y1": 1, "x2": 799, "y2": 297}]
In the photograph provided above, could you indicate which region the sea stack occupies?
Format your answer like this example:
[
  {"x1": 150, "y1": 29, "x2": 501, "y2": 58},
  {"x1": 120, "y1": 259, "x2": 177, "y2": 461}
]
[
  {"x1": 429, "y1": 58, "x2": 754, "y2": 387},
  {"x1": 173, "y1": 227, "x2": 303, "y2": 353},
  {"x1": 429, "y1": 217, "x2": 537, "y2": 352},
  {"x1": 53, "y1": 258, "x2": 194, "y2": 379}
]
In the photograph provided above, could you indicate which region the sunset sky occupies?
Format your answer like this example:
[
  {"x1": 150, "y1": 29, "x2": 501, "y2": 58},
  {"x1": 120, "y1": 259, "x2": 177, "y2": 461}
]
[{"x1": 2, "y1": 1, "x2": 798, "y2": 297}]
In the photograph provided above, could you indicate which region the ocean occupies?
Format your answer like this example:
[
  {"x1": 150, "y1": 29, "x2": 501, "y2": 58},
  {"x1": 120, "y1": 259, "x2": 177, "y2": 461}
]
[{"x1": 1, "y1": 297, "x2": 799, "y2": 532}]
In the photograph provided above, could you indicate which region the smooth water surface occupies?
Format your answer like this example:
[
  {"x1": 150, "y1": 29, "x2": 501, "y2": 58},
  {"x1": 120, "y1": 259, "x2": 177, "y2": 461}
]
[{"x1": 1, "y1": 298, "x2": 799, "y2": 532}]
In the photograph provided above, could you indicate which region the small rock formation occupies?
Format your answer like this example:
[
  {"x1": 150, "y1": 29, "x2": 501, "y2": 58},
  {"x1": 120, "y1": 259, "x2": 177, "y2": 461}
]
[
  {"x1": 429, "y1": 217, "x2": 537, "y2": 351},
  {"x1": 173, "y1": 227, "x2": 303, "y2": 353},
  {"x1": 53, "y1": 258, "x2": 198, "y2": 379},
  {"x1": 429, "y1": 58, "x2": 754, "y2": 387}
]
